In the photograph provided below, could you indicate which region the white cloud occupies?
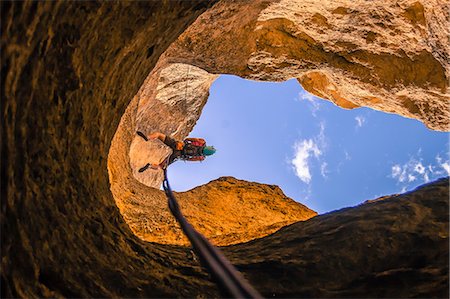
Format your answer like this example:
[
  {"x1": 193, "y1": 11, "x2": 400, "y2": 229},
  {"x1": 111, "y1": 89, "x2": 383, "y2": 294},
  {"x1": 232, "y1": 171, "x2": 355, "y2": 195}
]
[
  {"x1": 317, "y1": 121, "x2": 327, "y2": 147},
  {"x1": 320, "y1": 162, "x2": 328, "y2": 178},
  {"x1": 423, "y1": 172, "x2": 430, "y2": 183},
  {"x1": 291, "y1": 139, "x2": 321, "y2": 184},
  {"x1": 432, "y1": 155, "x2": 450, "y2": 176},
  {"x1": 298, "y1": 91, "x2": 316, "y2": 104},
  {"x1": 290, "y1": 120, "x2": 329, "y2": 185},
  {"x1": 391, "y1": 152, "x2": 450, "y2": 189},
  {"x1": 391, "y1": 164, "x2": 407, "y2": 182},
  {"x1": 298, "y1": 91, "x2": 321, "y2": 116},
  {"x1": 392, "y1": 164, "x2": 401, "y2": 177},
  {"x1": 344, "y1": 151, "x2": 351, "y2": 160},
  {"x1": 442, "y1": 162, "x2": 450, "y2": 175},
  {"x1": 355, "y1": 116, "x2": 366, "y2": 128},
  {"x1": 414, "y1": 162, "x2": 425, "y2": 174}
]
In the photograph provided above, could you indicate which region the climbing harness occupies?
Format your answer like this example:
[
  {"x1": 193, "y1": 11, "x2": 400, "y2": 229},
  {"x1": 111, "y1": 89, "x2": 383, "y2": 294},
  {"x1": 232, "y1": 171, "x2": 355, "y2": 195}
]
[
  {"x1": 180, "y1": 139, "x2": 206, "y2": 161},
  {"x1": 162, "y1": 168, "x2": 262, "y2": 299}
]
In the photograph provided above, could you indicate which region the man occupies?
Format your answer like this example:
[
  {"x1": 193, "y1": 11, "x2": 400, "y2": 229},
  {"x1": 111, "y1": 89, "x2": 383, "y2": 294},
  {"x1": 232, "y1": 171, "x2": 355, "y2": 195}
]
[{"x1": 136, "y1": 131, "x2": 216, "y2": 172}]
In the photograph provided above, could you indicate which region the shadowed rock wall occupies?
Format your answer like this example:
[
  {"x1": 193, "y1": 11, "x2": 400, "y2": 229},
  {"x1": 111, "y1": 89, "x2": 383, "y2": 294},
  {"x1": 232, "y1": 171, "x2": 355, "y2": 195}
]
[
  {"x1": 2, "y1": 1, "x2": 449, "y2": 298},
  {"x1": 1, "y1": 1, "x2": 219, "y2": 298},
  {"x1": 226, "y1": 178, "x2": 449, "y2": 298}
]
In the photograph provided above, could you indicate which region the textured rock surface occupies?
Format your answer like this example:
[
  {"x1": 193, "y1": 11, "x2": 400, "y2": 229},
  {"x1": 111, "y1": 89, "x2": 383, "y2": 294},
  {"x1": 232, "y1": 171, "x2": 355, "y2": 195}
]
[
  {"x1": 129, "y1": 137, "x2": 171, "y2": 187},
  {"x1": 125, "y1": 0, "x2": 449, "y2": 192},
  {"x1": 2, "y1": 1, "x2": 449, "y2": 298},
  {"x1": 225, "y1": 178, "x2": 449, "y2": 298},
  {"x1": 2, "y1": 1, "x2": 219, "y2": 298},
  {"x1": 170, "y1": 177, "x2": 316, "y2": 246},
  {"x1": 136, "y1": 0, "x2": 449, "y2": 138},
  {"x1": 176, "y1": 176, "x2": 316, "y2": 246}
]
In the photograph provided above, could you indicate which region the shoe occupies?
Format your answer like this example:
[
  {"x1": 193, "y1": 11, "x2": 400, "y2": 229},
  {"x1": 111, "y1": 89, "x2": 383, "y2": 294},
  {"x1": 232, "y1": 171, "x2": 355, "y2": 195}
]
[
  {"x1": 138, "y1": 163, "x2": 151, "y2": 172},
  {"x1": 137, "y1": 131, "x2": 148, "y2": 141}
]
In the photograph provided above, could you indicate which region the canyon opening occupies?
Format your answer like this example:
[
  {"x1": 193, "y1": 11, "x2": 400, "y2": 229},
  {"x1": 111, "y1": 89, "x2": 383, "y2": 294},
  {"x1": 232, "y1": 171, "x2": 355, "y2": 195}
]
[{"x1": 168, "y1": 75, "x2": 449, "y2": 213}]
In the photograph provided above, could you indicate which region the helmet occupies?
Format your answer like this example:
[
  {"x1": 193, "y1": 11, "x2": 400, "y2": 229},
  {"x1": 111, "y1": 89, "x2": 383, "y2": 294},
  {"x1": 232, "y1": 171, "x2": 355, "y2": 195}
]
[{"x1": 202, "y1": 146, "x2": 216, "y2": 156}]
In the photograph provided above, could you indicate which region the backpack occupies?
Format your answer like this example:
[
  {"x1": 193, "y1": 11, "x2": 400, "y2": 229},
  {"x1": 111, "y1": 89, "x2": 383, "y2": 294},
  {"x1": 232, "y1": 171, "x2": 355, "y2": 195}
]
[{"x1": 180, "y1": 138, "x2": 206, "y2": 161}]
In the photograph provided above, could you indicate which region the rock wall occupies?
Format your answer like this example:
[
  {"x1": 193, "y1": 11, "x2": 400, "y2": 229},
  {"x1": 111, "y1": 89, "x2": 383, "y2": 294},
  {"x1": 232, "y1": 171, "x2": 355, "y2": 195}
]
[
  {"x1": 2, "y1": 1, "x2": 219, "y2": 298},
  {"x1": 176, "y1": 176, "x2": 316, "y2": 246},
  {"x1": 2, "y1": 1, "x2": 449, "y2": 298},
  {"x1": 122, "y1": 0, "x2": 449, "y2": 199},
  {"x1": 111, "y1": 0, "x2": 449, "y2": 247},
  {"x1": 136, "y1": 0, "x2": 449, "y2": 140},
  {"x1": 225, "y1": 178, "x2": 449, "y2": 298}
]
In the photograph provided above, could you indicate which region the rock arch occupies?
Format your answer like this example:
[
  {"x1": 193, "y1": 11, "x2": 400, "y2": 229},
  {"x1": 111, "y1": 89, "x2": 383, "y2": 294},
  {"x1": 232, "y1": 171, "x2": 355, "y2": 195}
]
[
  {"x1": 108, "y1": 0, "x2": 449, "y2": 246},
  {"x1": 2, "y1": 1, "x2": 448, "y2": 298}
]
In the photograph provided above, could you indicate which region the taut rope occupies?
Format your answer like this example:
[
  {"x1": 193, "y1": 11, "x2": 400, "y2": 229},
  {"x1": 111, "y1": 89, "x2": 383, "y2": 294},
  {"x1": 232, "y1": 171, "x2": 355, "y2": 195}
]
[{"x1": 162, "y1": 168, "x2": 262, "y2": 298}]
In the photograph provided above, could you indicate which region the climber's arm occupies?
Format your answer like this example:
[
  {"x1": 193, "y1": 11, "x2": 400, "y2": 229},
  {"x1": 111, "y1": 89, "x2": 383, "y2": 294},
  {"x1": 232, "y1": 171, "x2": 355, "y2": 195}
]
[
  {"x1": 148, "y1": 132, "x2": 166, "y2": 142},
  {"x1": 184, "y1": 137, "x2": 206, "y2": 145}
]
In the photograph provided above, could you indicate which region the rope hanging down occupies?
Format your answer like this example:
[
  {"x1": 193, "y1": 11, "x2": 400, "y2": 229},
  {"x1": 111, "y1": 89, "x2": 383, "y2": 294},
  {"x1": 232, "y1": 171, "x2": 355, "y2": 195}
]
[
  {"x1": 184, "y1": 64, "x2": 191, "y2": 101},
  {"x1": 163, "y1": 168, "x2": 262, "y2": 299}
]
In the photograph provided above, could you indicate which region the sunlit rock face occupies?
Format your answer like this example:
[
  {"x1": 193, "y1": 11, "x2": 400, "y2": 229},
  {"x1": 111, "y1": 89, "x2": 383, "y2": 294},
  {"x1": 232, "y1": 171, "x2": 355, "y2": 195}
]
[
  {"x1": 124, "y1": 0, "x2": 449, "y2": 195},
  {"x1": 155, "y1": 176, "x2": 317, "y2": 246},
  {"x1": 176, "y1": 176, "x2": 317, "y2": 246},
  {"x1": 137, "y1": 0, "x2": 449, "y2": 139},
  {"x1": 129, "y1": 138, "x2": 171, "y2": 187},
  {"x1": 3, "y1": 1, "x2": 449, "y2": 298}
]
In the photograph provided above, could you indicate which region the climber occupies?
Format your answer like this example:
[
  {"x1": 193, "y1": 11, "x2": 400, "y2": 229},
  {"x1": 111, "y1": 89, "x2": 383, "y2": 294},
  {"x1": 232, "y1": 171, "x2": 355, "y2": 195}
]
[{"x1": 136, "y1": 131, "x2": 216, "y2": 172}]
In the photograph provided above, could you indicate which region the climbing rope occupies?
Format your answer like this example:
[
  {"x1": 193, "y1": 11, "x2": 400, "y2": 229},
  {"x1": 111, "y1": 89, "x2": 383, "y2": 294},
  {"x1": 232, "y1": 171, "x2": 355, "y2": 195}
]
[
  {"x1": 184, "y1": 64, "x2": 191, "y2": 102},
  {"x1": 162, "y1": 168, "x2": 262, "y2": 299}
]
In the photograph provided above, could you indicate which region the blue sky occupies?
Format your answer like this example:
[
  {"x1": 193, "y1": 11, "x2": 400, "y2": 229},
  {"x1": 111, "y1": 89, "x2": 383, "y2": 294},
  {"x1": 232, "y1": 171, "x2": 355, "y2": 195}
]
[{"x1": 168, "y1": 75, "x2": 449, "y2": 214}]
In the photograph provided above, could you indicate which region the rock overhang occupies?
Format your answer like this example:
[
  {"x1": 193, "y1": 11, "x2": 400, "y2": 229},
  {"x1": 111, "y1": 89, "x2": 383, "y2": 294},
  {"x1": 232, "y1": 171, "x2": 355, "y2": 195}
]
[
  {"x1": 118, "y1": 0, "x2": 450, "y2": 192},
  {"x1": 107, "y1": 0, "x2": 449, "y2": 246}
]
